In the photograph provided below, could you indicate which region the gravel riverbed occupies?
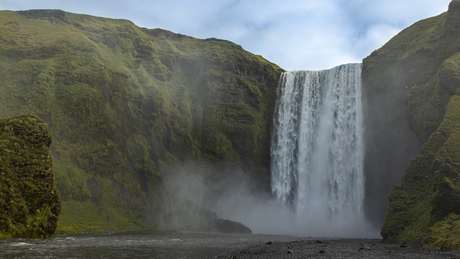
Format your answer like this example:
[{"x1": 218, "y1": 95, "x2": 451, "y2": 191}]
[
  {"x1": 2, "y1": 232, "x2": 460, "y2": 258},
  {"x1": 214, "y1": 238, "x2": 460, "y2": 259}
]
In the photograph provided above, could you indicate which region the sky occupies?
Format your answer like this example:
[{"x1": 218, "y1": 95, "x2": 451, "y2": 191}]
[{"x1": 0, "y1": 0, "x2": 453, "y2": 71}]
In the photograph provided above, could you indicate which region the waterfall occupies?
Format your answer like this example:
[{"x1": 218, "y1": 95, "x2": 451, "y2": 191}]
[{"x1": 270, "y1": 63, "x2": 365, "y2": 236}]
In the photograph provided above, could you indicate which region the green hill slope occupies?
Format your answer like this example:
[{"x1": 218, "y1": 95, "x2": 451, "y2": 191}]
[
  {"x1": 0, "y1": 9, "x2": 283, "y2": 233},
  {"x1": 363, "y1": 0, "x2": 460, "y2": 247}
]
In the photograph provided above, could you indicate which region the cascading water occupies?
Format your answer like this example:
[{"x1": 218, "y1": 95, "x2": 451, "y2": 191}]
[{"x1": 270, "y1": 63, "x2": 366, "y2": 236}]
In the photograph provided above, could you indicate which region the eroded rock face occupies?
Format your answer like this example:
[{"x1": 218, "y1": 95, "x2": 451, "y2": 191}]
[
  {"x1": 365, "y1": 0, "x2": 460, "y2": 247},
  {"x1": 0, "y1": 114, "x2": 61, "y2": 238}
]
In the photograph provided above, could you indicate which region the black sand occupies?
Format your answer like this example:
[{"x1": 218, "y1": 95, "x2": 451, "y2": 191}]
[{"x1": 214, "y1": 238, "x2": 460, "y2": 258}]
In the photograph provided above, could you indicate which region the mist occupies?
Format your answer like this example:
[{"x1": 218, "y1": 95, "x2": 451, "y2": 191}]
[
  {"x1": 157, "y1": 160, "x2": 380, "y2": 238},
  {"x1": 155, "y1": 65, "x2": 382, "y2": 238},
  {"x1": 212, "y1": 176, "x2": 380, "y2": 238}
]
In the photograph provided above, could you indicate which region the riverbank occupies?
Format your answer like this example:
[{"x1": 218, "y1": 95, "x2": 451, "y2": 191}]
[
  {"x1": 2, "y1": 231, "x2": 459, "y2": 258},
  {"x1": 214, "y1": 238, "x2": 460, "y2": 258},
  {"x1": 0, "y1": 231, "x2": 295, "y2": 258}
]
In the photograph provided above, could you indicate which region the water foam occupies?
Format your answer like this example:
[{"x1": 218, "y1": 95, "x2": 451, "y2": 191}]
[{"x1": 270, "y1": 63, "x2": 371, "y2": 236}]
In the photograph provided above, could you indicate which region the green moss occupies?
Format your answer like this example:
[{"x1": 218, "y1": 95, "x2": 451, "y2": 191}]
[
  {"x1": 0, "y1": 114, "x2": 61, "y2": 238},
  {"x1": 423, "y1": 214, "x2": 460, "y2": 248},
  {"x1": 382, "y1": 94, "x2": 460, "y2": 245},
  {"x1": 404, "y1": 53, "x2": 460, "y2": 144},
  {"x1": 55, "y1": 201, "x2": 147, "y2": 234},
  {"x1": 363, "y1": 0, "x2": 460, "y2": 239},
  {"x1": 0, "y1": 9, "x2": 284, "y2": 233}
]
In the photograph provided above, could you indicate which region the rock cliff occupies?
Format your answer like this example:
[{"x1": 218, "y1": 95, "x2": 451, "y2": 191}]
[
  {"x1": 364, "y1": 0, "x2": 460, "y2": 247},
  {"x1": 0, "y1": 114, "x2": 61, "y2": 238},
  {"x1": 0, "y1": 10, "x2": 283, "y2": 233}
]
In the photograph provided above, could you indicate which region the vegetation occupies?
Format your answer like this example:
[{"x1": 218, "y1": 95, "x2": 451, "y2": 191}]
[
  {"x1": 364, "y1": 0, "x2": 460, "y2": 248},
  {"x1": 0, "y1": 114, "x2": 60, "y2": 238},
  {"x1": 0, "y1": 9, "x2": 283, "y2": 234},
  {"x1": 9, "y1": 1, "x2": 460, "y2": 244}
]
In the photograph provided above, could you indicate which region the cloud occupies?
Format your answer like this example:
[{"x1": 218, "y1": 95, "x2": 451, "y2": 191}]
[
  {"x1": 353, "y1": 24, "x2": 401, "y2": 55},
  {"x1": 0, "y1": 0, "x2": 452, "y2": 70}
]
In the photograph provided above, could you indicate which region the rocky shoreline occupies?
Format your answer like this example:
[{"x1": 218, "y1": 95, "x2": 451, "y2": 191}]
[{"x1": 214, "y1": 238, "x2": 460, "y2": 258}]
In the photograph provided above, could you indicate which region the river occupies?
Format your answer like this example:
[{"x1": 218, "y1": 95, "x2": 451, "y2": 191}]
[{"x1": 0, "y1": 231, "x2": 297, "y2": 258}]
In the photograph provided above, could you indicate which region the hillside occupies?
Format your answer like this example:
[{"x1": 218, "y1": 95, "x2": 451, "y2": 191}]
[
  {"x1": 363, "y1": 0, "x2": 460, "y2": 247},
  {"x1": 0, "y1": 9, "x2": 284, "y2": 233}
]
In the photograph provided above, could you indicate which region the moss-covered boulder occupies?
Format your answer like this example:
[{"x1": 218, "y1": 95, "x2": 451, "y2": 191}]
[
  {"x1": 0, "y1": 10, "x2": 283, "y2": 233},
  {"x1": 365, "y1": 0, "x2": 460, "y2": 247},
  {"x1": 0, "y1": 114, "x2": 60, "y2": 238}
]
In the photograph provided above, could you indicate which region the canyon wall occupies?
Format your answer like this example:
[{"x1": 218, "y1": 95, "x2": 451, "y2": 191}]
[
  {"x1": 0, "y1": 9, "x2": 283, "y2": 233},
  {"x1": 363, "y1": 0, "x2": 460, "y2": 247}
]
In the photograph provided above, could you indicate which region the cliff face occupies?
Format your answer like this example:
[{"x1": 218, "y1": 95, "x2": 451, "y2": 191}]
[
  {"x1": 0, "y1": 10, "x2": 283, "y2": 233},
  {"x1": 364, "y1": 0, "x2": 460, "y2": 247},
  {"x1": 0, "y1": 114, "x2": 60, "y2": 238}
]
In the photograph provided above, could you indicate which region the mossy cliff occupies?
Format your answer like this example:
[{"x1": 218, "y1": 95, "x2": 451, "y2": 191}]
[
  {"x1": 363, "y1": 0, "x2": 460, "y2": 247},
  {"x1": 0, "y1": 10, "x2": 283, "y2": 233},
  {"x1": 0, "y1": 114, "x2": 61, "y2": 238}
]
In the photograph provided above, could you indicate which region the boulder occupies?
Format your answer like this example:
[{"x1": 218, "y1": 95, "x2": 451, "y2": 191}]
[
  {"x1": 215, "y1": 218, "x2": 252, "y2": 234},
  {"x1": 0, "y1": 114, "x2": 61, "y2": 238}
]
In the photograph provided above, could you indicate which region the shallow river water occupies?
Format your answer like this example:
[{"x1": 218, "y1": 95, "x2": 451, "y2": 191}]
[{"x1": 0, "y1": 231, "x2": 297, "y2": 259}]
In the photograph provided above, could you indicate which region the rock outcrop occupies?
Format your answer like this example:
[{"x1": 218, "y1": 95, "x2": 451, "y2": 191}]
[
  {"x1": 363, "y1": 0, "x2": 460, "y2": 247},
  {"x1": 0, "y1": 10, "x2": 283, "y2": 233},
  {"x1": 157, "y1": 199, "x2": 252, "y2": 234},
  {"x1": 0, "y1": 114, "x2": 61, "y2": 238},
  {"x1": 215, "y1": 218, "x2": 252, "y2": 234}
]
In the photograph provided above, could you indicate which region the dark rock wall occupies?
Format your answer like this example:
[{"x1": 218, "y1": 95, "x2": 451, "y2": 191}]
[
  {"x1": 364, "y1": 0, "x2": 460, "y2": 247},
  {"x1": 0, "y1": 114, "x2": 61, "y2": 238}
]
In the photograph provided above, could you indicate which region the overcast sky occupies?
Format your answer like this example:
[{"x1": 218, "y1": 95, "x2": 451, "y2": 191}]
[{"x1": 0, "y1": 0, "x2": 452, "y2": 70}]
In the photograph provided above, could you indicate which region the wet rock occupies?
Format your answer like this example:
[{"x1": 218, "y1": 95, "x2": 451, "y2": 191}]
[
  {"x1": 239, "y1": 250, "x2": 252, "y2": 255},
  {"x1": 215, "y1": 219, "x2": 252, "y2": 234},
  {"x1": 440, "y1": 246, "x2": 451, "y2": 252},
  {"x1": 359, "y1": 245, "x2": 371, "y2": 251},
  {"x1": 63, "y1": 79, "x2": 74, "y2": 85}
]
